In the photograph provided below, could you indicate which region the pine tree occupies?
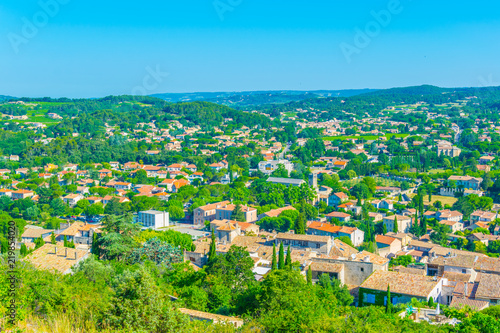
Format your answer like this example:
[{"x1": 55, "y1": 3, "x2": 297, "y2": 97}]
[
  {"x1": 386, "y1": 284, "x2": 392, "y2": 314},
  {"x1": 278, "y1": 242, "x2": 285, "y2": 270},
  {"x1": 285, "y1": 245, "x2": 292, "y2": 270},
  {"x1": 51, "y1": 232, "x2": 56, "y2": 245},
  {"x1": 307, "y1": 266, "x2": 312, "y2": 285},
  {"x1": 393, "y1": 216, "x2": 399, "y2": 233},
  {"x1": 232, "y1": 204, "x2": 245, "y2": 222},
  {"x1": 271, "y1": 243, "x2": 277, "y2": 270},
  {"x1": 208, "y1": 230, "x2": 217, "y2": 265}
]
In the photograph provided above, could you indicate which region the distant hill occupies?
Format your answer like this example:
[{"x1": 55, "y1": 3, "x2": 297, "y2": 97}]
[
  {"x1": 0, "y1": 95, "x2": 15, "y2": 102},
  {"x1": 150, "y1": 89, "x2": 378, "y2": 107},
  {"x1": 361, "y1": 85, "x2": 446, "y2": 96}
]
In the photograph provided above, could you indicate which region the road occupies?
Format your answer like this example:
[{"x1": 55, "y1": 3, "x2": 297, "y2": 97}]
[{"x1": 279, "y1": 143, "x2": 292, "y2": 159}]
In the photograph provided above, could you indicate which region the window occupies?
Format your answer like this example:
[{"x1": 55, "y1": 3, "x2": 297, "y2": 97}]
[
  {"x1": 365, "y1": 294, "x2": 375, "y2": 304},
  {"x1": 360, "y1": 267, "x2": 364, "y2": 272},
  {"x1": 316, "y1": 243, "x2": 321, "y2": 249},
  {"x1": 462, "y1": 269, "x2": 466, "y2": 274}
]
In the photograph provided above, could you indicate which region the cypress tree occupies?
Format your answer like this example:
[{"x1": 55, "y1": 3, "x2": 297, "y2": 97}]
[
  {"x1": 271, "y1": 243, "x2": 277, "y2": 270},
  {"x1": 51, "y1": 232, "x2": 56, "y2": 245},
  {"x1": 35, "y1": 236, "x2": 44, "y2": 249},
  {"x1": 386, "y1": 284, "x2": 392, "y2": 314},
  {"x1": 428, "y1": 297, "x2": 434, "y2": 307},
  {"x1": 91, "y1": 232, "x2": 100, "y2": 257},
  {"x1": 295, "y1": 213, "x2": 306, "y2": 235},
  {"x1": 393, "y1": 216, "x2": 399, "y2": 233},
  {"x1": 418, "y1": 194, "x2": 424, "y2": 216},
  {"x1": 285, "y1": 245, "x2": 292, "y2": 270},
  {"x1": 208, "y1": 230, "x2": 217, "y2": 265},
  {"x1": 307, "y1": 266, "x2": 312, "y2": 285},
  {"x1": 20, "y1": 243, "x2": 28, "y2": 256},
  {"x1": 278, "y1": 242, "x2": 285, "y2": 269},
  {"x1": 382, "y1": 223, "x2": 387, "y2": 235},
  {"x1": 63, "y1": 235, "x2": 68, "y2": 247},
  {"x1": 421, "y1": 216, "x2": 428, "y2": 235}
]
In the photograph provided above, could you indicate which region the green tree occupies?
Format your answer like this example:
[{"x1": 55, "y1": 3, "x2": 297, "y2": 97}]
[
  {"x1": 393, "y1": 216, "x2": 399, "y2": 233},
  {"x1": 50, "y1": 232, "x2": 56, "y2": 244},
  {"x1": 285, "y1": 245, "x2": 292, "y2": 270},
  {"x1": 307, "y1": 266, "x2": 312, "y2": 285},
  {"x1": 35, "y1": 236, "x2": 45, "y2": 249},
  {"x1": 99, "y1": 214, "x2": 141, "y2": 261},
  {"x1": 91, "y1": 232, "x2": 100, "y2": 257},
  {"x1": 20, "y1": 243, "x2": 28, "y2": 256},
  {"x1": 128, "y1": 238, "x2": 183, "y2": 268},
  {"x1": 271, "y1": 243, "x2": 277, "y2": 270},
  {"x1": 208, "y1": 230, "x2": 217, "y2": 265},
  {"x1": 278, "y1": 242, "x2": 285, "y2": 270},
  {"x1": 106, "y1": 267, "x2": 189, "y2": 331},
  {"x1": 386, "y1": 284, "x2": 392, "y2": 314},
  {"x1": 231, "y1": 203, "x2": 245, "y2": 222}
]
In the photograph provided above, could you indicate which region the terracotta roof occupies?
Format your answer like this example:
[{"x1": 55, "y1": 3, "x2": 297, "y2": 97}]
[
  {"x1": 326, "y1": 212, "x2": 350, "y2": 218},
  {"x1": 24, "y1": 244, "x2": 89, "y2": 274},
  {"x1": 310, "y1": 262, "x2": 344, "y2": 273},
  {"x1": 375, "y1": 235, "x2": 398, "y2": 245},
  {"x1": 449, "y1": 297, "x2": 490, "y2": 311},
  {"x1": 360, "y1": 270, "x2": 440, "y2": 298},
  {"x1": 475, "y1": 273, "x2": 500, "y2": 299},
  {"x1": 354, "y1": 251, "x2": 389, "y2": 266},
  {"x1": 473, "y1": 257, "x2": 500, "y2": 274},
  {"x1": 197, "y1": 201, "x2": 231, "y2": 211},
  {"x1": 392, "y1": 266, "x2": 426, "y2": 276},
  {"x1": 262, "y1": 206, "x2": 296, "y2": 218},
  {"x1": 21, "y1": 228, "x2": 54, "y2": 239},
  {"x1": 58, "y1": 222, "x2": 87, "y2": 237},
  {"x1": 277, "y1": 232, "x2": 331, "y2": 243}
]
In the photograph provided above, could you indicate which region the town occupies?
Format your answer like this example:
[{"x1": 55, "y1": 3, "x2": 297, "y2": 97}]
[{"x1": 0, "y1": 86, "x2": 499, "y2": 332}]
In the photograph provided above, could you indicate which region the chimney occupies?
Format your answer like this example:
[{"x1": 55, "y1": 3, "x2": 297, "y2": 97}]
[
  {"x1": 65, "y1": 248, "x2": 68, "y2": 257},
  {"x1": 74, "y1": 251, "x2": 77, "y2": 260},
  {"x1": 55, "y1": 246, "x2": 57, "y2": 255}
]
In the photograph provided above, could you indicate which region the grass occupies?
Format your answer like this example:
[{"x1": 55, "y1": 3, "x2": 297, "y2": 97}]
[
  {"x1": 409, "y1": 194, "x2": 457, "y2": 207},
  {"x1": 428, "y1": 169, "x2": 446, "y2": 174},
  {"x1": 323, "y1": 133, "x2": 409, "y2": 141},
  {"x1": 341, "y1": 176, "x2": 405, "y2": 189}
]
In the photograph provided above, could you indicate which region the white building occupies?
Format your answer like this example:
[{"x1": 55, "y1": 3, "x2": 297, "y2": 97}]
[
  {"x1": 258, "y1": 159, "x2": 294, "y2": 175},
  {"x1": 137, "y1": 210, "x2": 170, "y2": 229}
]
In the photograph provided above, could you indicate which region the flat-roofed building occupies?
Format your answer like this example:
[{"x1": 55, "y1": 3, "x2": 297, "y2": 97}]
[
  {"x1": 137, "y1": 210, "x2": 170, "y2": 229},
  {"x1": 258, "y1": 159, "x2": 294, "y2": 175},
  {"x1": 266, "y1": 177, "x2": 305, "y2": 187}
]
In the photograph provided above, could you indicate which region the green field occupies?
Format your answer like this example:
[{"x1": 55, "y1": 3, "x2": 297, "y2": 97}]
[
  {"x1": 409, "y1": 194, "x2": 458, "y2": 207},
  {"x1": 323, "y1": 134, "x2": 409, "y2": 141}
]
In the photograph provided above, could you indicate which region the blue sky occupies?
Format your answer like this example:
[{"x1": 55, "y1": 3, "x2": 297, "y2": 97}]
[{"x1": 1, "y1": 0, "x2": 500, "y2": 98}]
